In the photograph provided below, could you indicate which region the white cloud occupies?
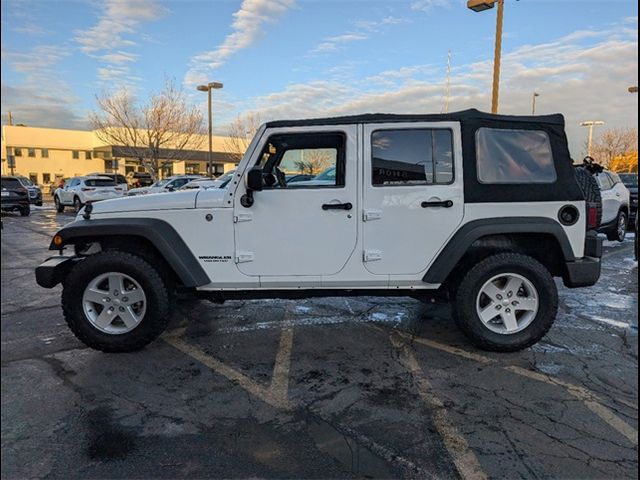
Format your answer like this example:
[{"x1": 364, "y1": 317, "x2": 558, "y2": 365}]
[
  {"x1": 411, "y1": 0, "x2": 452, "y2": 12},
  {"x1": 75, "y1": 0, "x2": 166, "y2": 54},
  {"x1": 1, "y1": 45, "x2": 70, "y2": 73},
  {"x1": 185, "y1": 0, "x2": 296, "y2": 86},
  {"x1": 311, "y1": 33, "x2": 369, "y2": 54},
  {"x1": 99, "y1": 51, "x2": 139, "y2": 64}
]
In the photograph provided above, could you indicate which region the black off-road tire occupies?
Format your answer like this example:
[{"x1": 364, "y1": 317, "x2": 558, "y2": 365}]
[
  {"x1": 19, "y1": 205, "x2": 30, "y2": 217},
  {"x1": 606, "y1": 210, "x2": 627, "y2": 242},
  {"x1": 452, "y1": 253, "x2": 558, "y2": 352},
  {"x1": 574, "y1": 166, "x2": 602, "y2": 229},
  {"x1": 54, "y1": 196, "x2": 64, "y2": 213},
  {"x1": 62, "y1": 251, "x2": 171, "y2": 352}
]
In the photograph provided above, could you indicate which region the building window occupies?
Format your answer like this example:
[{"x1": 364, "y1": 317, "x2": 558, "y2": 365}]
[
  {"x1": 14, "y1": 148, "x2": 22, "y2": 157},
  {"x1": 85, "y1": 151, "x2": 92, "y2": 160},
  {"x1": 43, "y1": 173, "x2": 51, "y2": 184},
  {"x1": 214, "y1": 164, "x2": 225, "y2": 175},
  {"x1": 29, "y1": 173, "x2": 38, "y2": 184},
  {"x1": 72, "y1": 150, "x2": 80, "y2": 159},
  {"x1": 185, "y1": 163, "x2": 201, "y2": 174},
  {"x1": 371, "y1": 129, "x2": 454, "y2": 186},
  {"x1": 41, "y1": 149, "x2": 49, "y2": 158},
  {"x1": 28, "y1": 148, "x2": 36, "y2": 157}
]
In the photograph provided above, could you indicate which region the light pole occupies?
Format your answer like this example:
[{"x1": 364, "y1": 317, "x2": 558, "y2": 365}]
[
  {"x1": 532, "y1": 92, "x2": 540, "y2": 115},
  {"x1": 580, "y1": 120, "x2": 604, "y2": 157},
  {"x1": 467, "y1": 0, "x2": 504, "y2": 114},
  {"x1": 197, "y1": 81, "x2": 224, "y2": 178}
]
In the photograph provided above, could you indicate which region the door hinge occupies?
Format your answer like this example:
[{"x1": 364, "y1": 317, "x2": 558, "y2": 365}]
[
  {"x1": 363, "y1": 249, "x2": 383, "y2": 262},
  {"x1": 234, "y1": 212, "x2": 253, "y2": 223},
  {"x1": 235, "y1": 251, "x2": 254, "y2": 263},
  {"x1": 363, "y1": 209, "x2": 382, "y2": 222}
]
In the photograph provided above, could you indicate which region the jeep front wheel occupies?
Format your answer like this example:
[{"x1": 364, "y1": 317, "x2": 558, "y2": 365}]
[
  {"x1": 453, "y1": 253, "x2": 558, "y2": 352},
  {"x1": 62, "y1": 251, "x2": 171, "y2": 352}
]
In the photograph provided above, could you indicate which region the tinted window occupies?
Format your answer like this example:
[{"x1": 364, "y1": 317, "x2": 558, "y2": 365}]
[
  {"x1": 2, "y1": 178, "x2": 21, "y2": 188},
  {"x1": 476, "y1": 128, "x2": 556, "y2": 184},
  {"x1": 115, "y1": 175, "x2": 127, "y2": 184},
  {"x1": 371, "y1": 129, "x2": 454, "y2": 186},
  {"x1": 85, "y1": 179, "x2": 116, "y2": 187},
  {"x1": 618, "y1": 173, "x2": 637, "y2": 186}
]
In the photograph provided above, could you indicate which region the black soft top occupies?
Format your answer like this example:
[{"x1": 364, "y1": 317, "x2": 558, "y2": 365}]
[
  {"x1": 266, "y1": 108, "x2": 581, "y2": 204},
  {"x1": 265, "y1": 108, "x2": 566, "y2": 128}
]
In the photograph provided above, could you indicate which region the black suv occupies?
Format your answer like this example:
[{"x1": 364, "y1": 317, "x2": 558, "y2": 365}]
[
  {"x1": 1, "y1": 176, "x2": 31, "y2": 216},
  {"x1": 618, "y1": 173, "x2": 637, "y2": 224}
]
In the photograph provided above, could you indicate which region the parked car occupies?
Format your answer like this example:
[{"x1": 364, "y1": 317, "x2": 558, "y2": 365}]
[
  {"x1": 618, "y1": 173, "x2": 637, "y2": 224},
  {"x1": 13, "y1": 176, "x2": 43, "y2": 206},
  {"x1": 209, "y1": 170, "x2": 236, "y2": 189},
  {"x1": 88, "y1": 173, "x2": 128, "y2": 192},
  {"x1": 179, "y1": 178, "x2": 220, "y2": 190},
  {"x1": 289, "y1": 166, "x2": 337, "y2": 187},
  {"x1": 594, "y1": 170, "x2": 630, "y2": 242},
  {"x1": 127, "y1": 175, "x2": 204, "y2": 196},
  {"x1": 1, "y1": 176, "x2": 30, "y2": 216},
  {"x1": 126, "y1": 172, "x2": 154, "y2": 189},
  {"x1": 286, "y1": 173, "x2": 315, "y2": 184},
  {"x1": 37, "y1": 109, "x2": 603, "y2": 354},
  {"x1": 53, "y1": 176, "x2": 124, "y2": 213}
]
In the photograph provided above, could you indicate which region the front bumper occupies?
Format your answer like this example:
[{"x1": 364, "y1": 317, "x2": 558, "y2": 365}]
[
  {"x1": 35, "y1": 255, "x2": 78, "y2": 288},
  {"x1": 562, "y1": 232, "x2": 603, "y2": 288}
]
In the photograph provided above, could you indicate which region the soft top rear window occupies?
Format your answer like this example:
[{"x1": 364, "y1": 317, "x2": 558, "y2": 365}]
[
  {"x1": 476, "y1": 128, "x2": 556, "y2": 184},
  {"x1": 85, "y1": 179, "x2": 116, "y2": 187}
]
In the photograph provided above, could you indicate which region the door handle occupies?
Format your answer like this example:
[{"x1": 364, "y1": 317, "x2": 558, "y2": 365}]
[
  {"x1": 322, "y1": 202, "x2": 353, "y2": 211},
  {"x1": 421, "y1": 200, "x2": 453, "y2": 208}
]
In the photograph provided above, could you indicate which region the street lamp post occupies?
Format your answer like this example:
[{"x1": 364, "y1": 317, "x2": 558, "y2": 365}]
[
  {"x1": 197, "y1": 81, "x2": 224, "y2": 178},
  {"x1": 532, "y1": 92, "x2": 540, "y2": 115},
  {"x1": 580, "y1": 120, "x2": 604, "y2": 157},
  {"x1": 467, "y1": 0, "x2": 504, "y2": 114}
]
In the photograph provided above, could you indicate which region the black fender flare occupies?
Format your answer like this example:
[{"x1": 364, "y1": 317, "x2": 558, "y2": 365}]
[
  {"x1": 50, "y1": 218, "x2": 210, "y2": 287},
  {"x1": 423, "y1": 217, "x2": 576, "y2": 284}
]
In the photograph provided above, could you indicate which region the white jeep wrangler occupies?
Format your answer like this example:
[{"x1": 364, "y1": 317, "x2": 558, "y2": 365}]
[{"x1": 36, "y1": 109, "x2": 603, "y2": 353}]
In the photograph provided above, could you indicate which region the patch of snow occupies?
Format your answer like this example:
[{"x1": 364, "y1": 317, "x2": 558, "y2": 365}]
[{"x1": 583, "y1": 314, "x2": 630, "y2": 330}]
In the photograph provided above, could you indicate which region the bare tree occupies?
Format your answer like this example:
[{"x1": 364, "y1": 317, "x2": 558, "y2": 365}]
[
  {"x1": 223, "y1": 113, "x2": 262, "y2": 163},
  {"x1": 293, "y1": 149, "x2": 334, "y2": 175},
  {"x1": 589, "y1": 127, "x2": 638, "y2": 169},
  {"x1": 90, "y1": 80, "x2": 204, "y2": 180}
]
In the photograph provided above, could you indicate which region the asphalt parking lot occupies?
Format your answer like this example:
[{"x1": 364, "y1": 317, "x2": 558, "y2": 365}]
[{"x1": 1, "y1": 206, "x2": 638, "y2": 479}]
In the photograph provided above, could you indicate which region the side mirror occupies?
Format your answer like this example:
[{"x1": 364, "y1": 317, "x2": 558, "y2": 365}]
[
  {"x1": 246, "y1": 166, "x2": 263, "y2": 192},
  {"x1": 241, "y1": 166, "x2": 263, "y2": 208}
]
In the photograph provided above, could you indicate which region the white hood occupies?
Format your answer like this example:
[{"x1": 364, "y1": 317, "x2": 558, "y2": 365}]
[
  {"x1": 86, "y1": 188, "x2": 228, "y2": 215},
  {"x1": 89, "y1": 190, "x2": 199, "y2": 214}
]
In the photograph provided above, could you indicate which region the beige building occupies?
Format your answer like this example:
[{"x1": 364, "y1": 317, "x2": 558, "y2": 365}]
[{"x1": 1, "y1": 125, "x2": 243, "y2": 188}]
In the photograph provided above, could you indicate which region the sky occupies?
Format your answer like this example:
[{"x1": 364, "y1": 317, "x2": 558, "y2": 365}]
[{"x1": 1, "y1": 0, "x2": 638, "y2": 156}]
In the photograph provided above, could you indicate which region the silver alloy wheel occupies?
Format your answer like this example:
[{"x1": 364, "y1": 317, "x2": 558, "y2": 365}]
[
  {"x1": 82, "y1": 272, "x2": 147, "y2": 334},
  {"x1": 475, "y1": 273, "x2": 539, "y2": 335},
  {"x1": 618, "y1": 212, "x2": 627, "y2": 240}
]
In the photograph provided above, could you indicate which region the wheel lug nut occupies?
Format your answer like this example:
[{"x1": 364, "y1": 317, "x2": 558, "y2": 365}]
[
  {"x1": 496, "y1": 294, "x2": 502, "y2": 300},
  {"x1": 113, "y1": 291, "x2": 119, "y2": 296},
  {"x1": 507, "y1": 291, "x2": 513, "y2": 297},
  {"x1": 119, "y1": 306, "x2": 125, "y2": 312},
  {"x1": 104, "y1": 298, "x2": 110, "y2": 303},
  {"x1": 496, "y1": 305, "x2": 502, "y2": 310},
  {"x1": 122, "y1": 297, "x2": 128, "y2": 303},
  {"x1": 512, "y1": 301, "x2": 518, "y2": 306},
  {"x1": 505, "y1": 308, "x2": 511, "y2": 313}
]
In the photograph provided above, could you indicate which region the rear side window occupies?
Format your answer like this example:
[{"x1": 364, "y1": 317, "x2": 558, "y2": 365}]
[
  {"x1": 476, "y1": 128, "x2": 556, "y2": 184},
  {"x1": 371, "y1": 129, "x2": 454, "y2": 186},
  {"x1": 85, "y1": 179, "x2": 116, "y2": 187},
  {"x1": 115, "y1": 175, "x2": 127, "y2": 184},
  {"x1": 2, "y1": 178, "x2": 21, "y2": 188}
]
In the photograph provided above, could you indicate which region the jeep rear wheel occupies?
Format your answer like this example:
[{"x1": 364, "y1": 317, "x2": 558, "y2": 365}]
[
  {"x1": 62, "y1": 251, "x2": 171, "y2": 352},
  {"x1": 453, "y1": 253, "x2": 558, "y2": 352}
]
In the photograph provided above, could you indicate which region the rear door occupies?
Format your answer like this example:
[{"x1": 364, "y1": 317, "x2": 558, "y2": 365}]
[{"x1": 362, "y1": 122, "x2": 464, "y2": 276}]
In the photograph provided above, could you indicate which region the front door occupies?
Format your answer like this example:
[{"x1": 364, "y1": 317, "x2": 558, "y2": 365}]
[
  {"x1": 362, "y1": 122, "x2": 464, "y2": 276},
  {"x1": 234, "y1": 126, "x2": 358, "y2": 278}
]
